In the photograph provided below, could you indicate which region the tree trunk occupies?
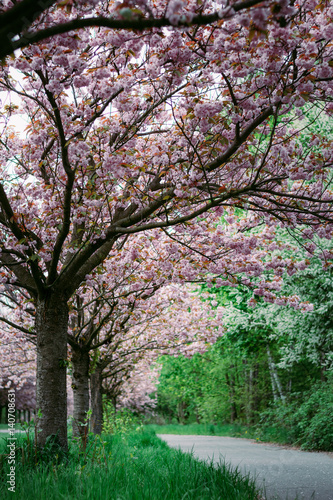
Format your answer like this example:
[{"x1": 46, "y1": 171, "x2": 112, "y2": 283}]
[
  {"x1": 71, "y1": 347, "x2": 90, "y2": 437},
  {"x1": 320, "y1": 351, "x2": 327, "y2": 382},
  {"x1": 266, "y1": 345, "x2": 285, "y2": 402},
  {"x1": 36, "y1": 292, "x2": 69, "y2": 450},
  {"x1": 252, "y1": 363, "x2": 260, "y2": 423},
  {"x1": 225, "y1": 370, "x2": 238, "y2": 423},
  {"x1": 90, "y1": 366, "x2": 103, "y2": 435},
  {"x1": 178, "y1": 401, "x2": 186, "y2": 424},
  {"x1": 111, "y1": 393, "x2": 118, "y2": 411},
  {"x1": 247, "y1": 365, "x2": 253, "y2": 425}
]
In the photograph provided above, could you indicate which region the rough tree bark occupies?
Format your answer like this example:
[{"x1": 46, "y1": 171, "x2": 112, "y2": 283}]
[
  {"x1": 35, "y1": 292, "x2": 69, "y2": 450},
  {"x1": 90, "y1": 365, "x2": 103, "y2": 435},
  {"x1": 71, "y1": 347, "x2": 90, "y2": 437}
]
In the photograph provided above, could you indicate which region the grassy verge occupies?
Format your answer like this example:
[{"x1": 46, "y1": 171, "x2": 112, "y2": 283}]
[
  {"x1": 0, "y1": 429, "x2": 262, "y2": 500},
  {"x1": 146, "y1": 423, "x2": 293, "y2": 446}
]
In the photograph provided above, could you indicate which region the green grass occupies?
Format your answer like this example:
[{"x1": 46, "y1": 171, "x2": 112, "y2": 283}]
[
  {"x1": 0, "y1": 429, "x2": 263, "y2": 500},
  {"x1": 147, "y1": 423, "x2": 252, "y2": 437},
  {"x1": 146, "y1": 423, "x2": 293, "y2": 446}
]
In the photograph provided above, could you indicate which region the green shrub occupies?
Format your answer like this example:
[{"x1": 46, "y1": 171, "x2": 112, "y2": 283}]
[
  {"x1": 102, "y1": 397, "x2": 143, "y2": 435},
  {"x1": 259, "y1": 374, "x2": 333, "y2": 451},
  {"x1": 294, "y1": 377, "x2": 333, "y2": 450}
]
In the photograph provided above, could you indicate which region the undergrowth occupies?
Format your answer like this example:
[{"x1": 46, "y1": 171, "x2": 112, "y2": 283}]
[{"x1": 0, "y1": 428, "x2": 262, "y2": 500}]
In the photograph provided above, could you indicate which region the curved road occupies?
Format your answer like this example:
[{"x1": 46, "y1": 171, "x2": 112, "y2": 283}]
[{"x1": 158, "y1": 434, "x2": 333, "y2": 500}]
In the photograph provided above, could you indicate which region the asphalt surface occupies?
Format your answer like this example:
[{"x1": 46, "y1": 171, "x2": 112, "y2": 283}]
[{"x1": 158, "y1": 434, "x2": 333, "y2": 500}]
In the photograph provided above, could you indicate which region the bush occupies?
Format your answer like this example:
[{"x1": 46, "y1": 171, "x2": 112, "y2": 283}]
[
  {"x1": 294, "y1": 377, "x2": 333, "y2": 450},
  {"x1": 102, "y1": 397, "x2": 143, "y2": 435},
  {"x1": 259, "y1": 374, "x2": 333, "y2": 451}
]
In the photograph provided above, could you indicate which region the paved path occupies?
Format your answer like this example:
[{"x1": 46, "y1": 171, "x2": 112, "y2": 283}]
[{"x1": 158, "y1": 434, "x2": 333, "y2": 500}]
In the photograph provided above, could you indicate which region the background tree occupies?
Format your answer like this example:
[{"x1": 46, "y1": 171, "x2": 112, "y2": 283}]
[
  {"x1": 115, "y1": 359, "x2": 161, "y2": 415},
  {"x1": 0, "y1": 325, "x2": 36, "y2": 423},
  {"x1": 154, "y1": 239, "x2": 333, "y2": 451}
]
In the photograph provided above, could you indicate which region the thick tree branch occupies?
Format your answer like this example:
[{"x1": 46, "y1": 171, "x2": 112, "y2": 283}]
[
  {"x1": 0, "y1": 0, "x2": 269, "y2": 59},
  {"x1": 0, "y1": 316, "x2": 34, "y2": 336},
  {"x1": 0, "y1": 254, "x2": 38, "y2": 296},
  {"x1": 59, "y1": 188, "x2": 178, "y2": 294},
  {"x1": 0, "y1": 0, "x2": 56, "y2": 59},
  {"x1": 36, "y1": 71, "x2": 76, "y2": 284},
  {"x1": 206, "y1": 106, "x2": 274, "y2": 172}
]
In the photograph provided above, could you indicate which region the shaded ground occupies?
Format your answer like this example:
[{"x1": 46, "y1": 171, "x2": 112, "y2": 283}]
[{"x1": 158, "y1": 434, "x2": 333, "y2": 500}]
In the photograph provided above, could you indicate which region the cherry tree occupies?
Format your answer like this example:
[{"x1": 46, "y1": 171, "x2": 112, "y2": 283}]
[
  {"x1": 0, "y1": 0, "x2": 332, "y2": 449},
  {"x1": 115, "y1": 360, "x2": 161, "y2": 414},
  {"x1": 0, "y1": 231, "x2": 223, "y2": 435},
  {"x1": 67, "y1": 230, "x2": 192, "y2": 435},
  {"x1": 68, "y1": 224, "x2": 310, "y2": 434},
  {"x1": 0, "y1": 289, "x2": 76, "y2": 422},
  {"x1": 87, "y1": 283, "x2": 224, "y2": 433},
  {"x1": 0, "y1": 335, "x2": 35, "y2": 422},
  {"x1": 0, "y1": 223, "x2": 297, "y2": 435}
]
